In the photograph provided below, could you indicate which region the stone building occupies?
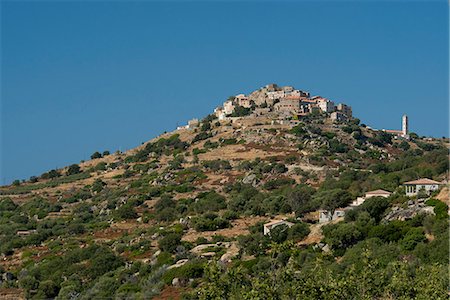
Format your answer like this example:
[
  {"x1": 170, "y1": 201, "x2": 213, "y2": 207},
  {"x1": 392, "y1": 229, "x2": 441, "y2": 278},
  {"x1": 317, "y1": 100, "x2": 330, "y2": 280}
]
[{"x1": 337, "y1": 103, "x2": 352, "y2": 117}]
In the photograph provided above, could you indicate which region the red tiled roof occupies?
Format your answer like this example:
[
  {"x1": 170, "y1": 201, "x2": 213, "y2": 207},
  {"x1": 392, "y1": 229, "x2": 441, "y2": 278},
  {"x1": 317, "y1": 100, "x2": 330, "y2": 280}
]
[{"x1": 403, "y1": 178, "x2": 441, "y2": 185}]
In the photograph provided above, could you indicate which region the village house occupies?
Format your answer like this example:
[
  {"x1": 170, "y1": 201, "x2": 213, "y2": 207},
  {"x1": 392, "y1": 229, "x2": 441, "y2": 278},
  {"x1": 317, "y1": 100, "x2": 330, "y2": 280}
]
[
  {"x1": 267, "y1": 90, "x2": 286, "y2": 100},
  {"x1": 316, "y1": 98, "x2": 335, "y2": 113},
  {"x1": 223, "y1": 100, "x2": 235, "y2": 115},
  {"x1": 274, "y1": 98, "x2": 301, "y2": 112},
  {"x1": 350, "y1": 189, "x2": 392, "y2": 207},
  {"x1": 319, "y1": 209, "x2": 346, "y2": 223},
  {"x1": 235, "y1": 94, "x2": 252, "y2": 108},
  {"x1": 214, "y1": 107, "x2": 226, "y2": 120},
  {"x1": 336, "y1": 103, "x2": 352, "y2": 117},
  {"x1": 330, "y1": 111, "x2": 348, "y2": 122},
  {"x1": 263, "y1": 219, "x2": 294, "y2": 235},
  {"x1": 187, "y1": 118, "x2": 199, "y2": 129},
  {"x1": 403, "y1": 178, "x2": 442, "y2": 196}
]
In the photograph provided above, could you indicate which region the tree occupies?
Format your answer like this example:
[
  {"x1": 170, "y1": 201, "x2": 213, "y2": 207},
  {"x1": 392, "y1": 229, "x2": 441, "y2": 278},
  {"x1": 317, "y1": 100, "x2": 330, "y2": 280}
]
[
  {"x1": 67, "y1": 164, "x2": 81, "y2": 176},
  {"x1": 115, "y1": 204, "x2": 137, "y2": 220},
  {"x1": 315, "y1": 189, "x2": 352, "y2": 215},
  {"x1": 159, "y1": 232, "x2": 183, "y2": 253},
  {"x1": 270, "y1": 224, "x2": 289, "y2": 243},
  {"x1": 360, "y1": 196, "x2": 390, "y2": 222},
  {"x1": 288, "y1": 223, "x2": 310, "y2": 241},
  {"x1": 90, "y1": 152, "x2": 102, "y2": 159},
  {"x1": 42, "y1": 169, "x2": 61, "y2": 179},
  {"x1": 91, "y1": 179, "x2": 106, "y2": 193},
  {"x1": 287, "y1": 184, "x2": 315, "y2": 216},
  {"x1": 102, "y1": 150, "x2": 110, "y2": 156}
]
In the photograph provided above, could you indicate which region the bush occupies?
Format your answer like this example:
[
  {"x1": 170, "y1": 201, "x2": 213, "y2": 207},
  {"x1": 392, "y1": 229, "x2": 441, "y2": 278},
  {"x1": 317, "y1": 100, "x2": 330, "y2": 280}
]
[
  {"x1": 41, "y1": 169, "x2": 61, "y2": 179},
  {"x1": 192, "y1": 213, "x2": 231, "y2": 231},
  {"x1": 426, "y1": 199, "x2": 448, "y2": 220},
  {"x1": 66, "y1": 164, "x2": 81, "y2": 176},
  {"x1": 288, "y1": 222, "x2": 310, "y2": 241},
  {"x1": 159, "y1": 232, "x2": 183, "y2": 253},
  {"x1": 401, "y1": 228, "x2": 426, "y2": 250},
  {"x1": 90, "y1": 152, "x2": 102, "y2": 159},
  {"x1": 115, "y1": 204, "x2": 137, "y2": 220},
  {"x1": 193, "y1": 132, "x2": 212, "y2": 143},
  {"x1": 263, "y1": 178, "x2": 295, "y2": 190}
]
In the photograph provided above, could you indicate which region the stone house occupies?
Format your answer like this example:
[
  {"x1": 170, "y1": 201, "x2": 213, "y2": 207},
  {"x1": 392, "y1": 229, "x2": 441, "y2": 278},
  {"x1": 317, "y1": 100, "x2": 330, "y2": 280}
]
[
  {"x1": 319, "y1": 209, "x2": 346, "y2": 223},
  {"x1": 337, "y1": 103, "x2": 352, "y2": 117},
  {"x1": 274, "y1": 99, "x2": 301, "y2": 112},
  {"x1": 330, "y1": 111, "x2": 348, "y2": 122},
  {"x1": 235, "y1": 94, "x2": 252, "y2": 108},
  {"x1": 187, "y1": 118, "x2": 199, "y2": 129}
]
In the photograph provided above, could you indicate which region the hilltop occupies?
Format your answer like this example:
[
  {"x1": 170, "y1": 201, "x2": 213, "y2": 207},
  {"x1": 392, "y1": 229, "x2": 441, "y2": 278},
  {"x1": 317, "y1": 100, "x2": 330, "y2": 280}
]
[{"x1": 0, "y1": 84, "x2": 448, "y2": 299}]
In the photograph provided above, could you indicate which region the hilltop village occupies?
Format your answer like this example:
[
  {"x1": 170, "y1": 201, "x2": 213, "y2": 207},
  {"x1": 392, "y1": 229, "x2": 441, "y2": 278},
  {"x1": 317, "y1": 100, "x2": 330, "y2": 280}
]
[
  {"x1": 0, "y1": 84, "x2": 448, "y2": 299},
  {"x1": 178, "y1": 84, "x2": 354, "y2": 130}
]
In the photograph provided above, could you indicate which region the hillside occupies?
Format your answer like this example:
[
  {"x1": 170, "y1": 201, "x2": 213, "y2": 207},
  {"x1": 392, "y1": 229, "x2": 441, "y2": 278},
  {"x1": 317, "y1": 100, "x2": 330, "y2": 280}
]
[{"x1": 0, "y1": 85, "x2": 448, "y2": 299}]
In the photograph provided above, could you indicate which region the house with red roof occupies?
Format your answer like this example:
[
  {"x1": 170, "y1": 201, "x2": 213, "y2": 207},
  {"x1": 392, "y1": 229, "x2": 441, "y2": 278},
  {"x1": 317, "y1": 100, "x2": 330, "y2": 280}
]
[{"x1": 403, "y1": 178, "x2": 442, "y2": 196}]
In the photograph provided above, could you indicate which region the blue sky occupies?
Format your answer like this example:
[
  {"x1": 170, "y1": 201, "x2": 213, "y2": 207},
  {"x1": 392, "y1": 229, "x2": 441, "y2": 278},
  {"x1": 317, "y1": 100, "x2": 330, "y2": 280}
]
[{"x1": 1, "y1": 1, "x2": 448, "y2": 184}]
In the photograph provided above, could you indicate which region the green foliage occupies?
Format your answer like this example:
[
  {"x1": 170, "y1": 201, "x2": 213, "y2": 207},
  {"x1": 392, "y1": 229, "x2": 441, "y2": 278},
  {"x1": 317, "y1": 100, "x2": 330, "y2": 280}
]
[
  {"x1": 323, "y1": 222, "x2": 363, "y2": 255},
  {"x1": 263, "y1": 178, "x2": 295, "y2": 190},
  {"x1": 91, "y1": 179, "x2": 106, "y2": 193},
  {"x1": 191, "y1": 191, "x2": 226, "y2": 214},
  {"x1": 115, "y1": 204, "x2": 137, "y2": 220},
  {"x1": 401, "y1": 227, "x2": 426, "y2": 250},
  {"x1": 231, "y1": 105, "x2": 251, "y2": 117},
  {"x1": 426, "y1": 199, "x2": 448, "y2": 219},
  {"x1": 90, "y1": 151, "x2": 102, "y2": 159},
  {"x1": 288, "y1": 222, "x2": 310, "y2": 241},
  {"x1": 314, "y1": 188, "x2": 351, "y2": 213},
  {"x1": 191, "y1": 213, "x2": 231, "y2": 231},
  {"x1": 192, "y1": 132, "x2": 213, "y2": 143},
  {"x1": 41, "y1": 169, "x2": 61, "y2": 179},
  {"x1": 67, "y1": 164, "x2": 81, "y2": 176},
  {"x1": 158, "y1": 232, "x2": 183, "y2": 253},
  {"x1": 202, "y1": 159, "x2": 232, "y2": 171}
]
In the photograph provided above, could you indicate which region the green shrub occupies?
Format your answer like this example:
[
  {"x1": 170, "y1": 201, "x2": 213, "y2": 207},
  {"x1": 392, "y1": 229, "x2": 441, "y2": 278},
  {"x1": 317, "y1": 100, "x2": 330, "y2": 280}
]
[{"x1": 159, "y1": 232, "x2": 183, "y2": 253}]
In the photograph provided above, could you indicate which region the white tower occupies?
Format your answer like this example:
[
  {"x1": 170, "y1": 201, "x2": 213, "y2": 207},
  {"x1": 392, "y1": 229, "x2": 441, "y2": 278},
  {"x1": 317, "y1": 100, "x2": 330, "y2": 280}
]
[{"x1": 402, "y1": 114, "x2": 408, "y2": 137}]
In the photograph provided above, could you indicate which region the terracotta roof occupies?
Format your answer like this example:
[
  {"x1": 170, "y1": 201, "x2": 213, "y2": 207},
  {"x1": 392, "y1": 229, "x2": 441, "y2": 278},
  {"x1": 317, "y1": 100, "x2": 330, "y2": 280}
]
[
  {"x1": 403, "y1": 178, "x2": 442, "y2": 185},
  {"x1": 366, "y1": 189, "x2": 391, "y2": 195}
]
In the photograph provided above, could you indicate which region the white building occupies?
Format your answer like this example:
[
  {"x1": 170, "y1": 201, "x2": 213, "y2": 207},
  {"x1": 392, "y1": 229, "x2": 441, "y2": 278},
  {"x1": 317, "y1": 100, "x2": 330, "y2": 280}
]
[
  {"x1": 223, "y1": 100, "x2": 235, "y2": 115},
  {"x1": 317, "y1": 98, "x2": 335, "y2": 113},
  {"x1": 214, "y1": 107, "x2": 226, "y2": 120},
  {"x1": 350, "y1": 189, "x2": 391, "y2": 207},
  {"x1": 403, "y1": 178, "x2": 442, "y2": 196},
  {"x1": 263, "y1": 220, "x2": 294, "y2": 235}
]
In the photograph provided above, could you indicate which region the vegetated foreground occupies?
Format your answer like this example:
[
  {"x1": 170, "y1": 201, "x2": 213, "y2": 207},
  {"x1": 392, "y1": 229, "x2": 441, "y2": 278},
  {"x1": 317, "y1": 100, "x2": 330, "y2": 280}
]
[{"x1": 0, "y1": 85, "x2": 448, "y2": 299}]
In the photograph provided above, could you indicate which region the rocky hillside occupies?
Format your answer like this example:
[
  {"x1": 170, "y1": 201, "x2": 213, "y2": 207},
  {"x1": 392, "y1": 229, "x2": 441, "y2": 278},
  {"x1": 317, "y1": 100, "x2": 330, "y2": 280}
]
[{"x1": 0, "y1": 86, "x2": 448, "y2": 299}]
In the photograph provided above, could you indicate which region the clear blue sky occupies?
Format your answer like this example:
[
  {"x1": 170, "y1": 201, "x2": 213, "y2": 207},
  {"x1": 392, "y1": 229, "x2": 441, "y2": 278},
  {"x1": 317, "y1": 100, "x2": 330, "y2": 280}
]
[{"x1": 1, "y1": 1, "x2": 448, "y2": 184}]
